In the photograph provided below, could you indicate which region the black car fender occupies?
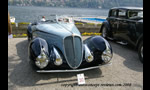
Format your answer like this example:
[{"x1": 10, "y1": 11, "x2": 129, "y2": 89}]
[
  {"x1": 83, "y1": 36, "x2": 112, "y2": 64},
  {"x1": 100, "y1": 21, "x2": 111, "y2": 33},
  {"x1": 83, "y1": 36, "x2": 112, "y2": 55},
  {"x1": 28, "y1": 37, "x2": 49, "y2": 62}
]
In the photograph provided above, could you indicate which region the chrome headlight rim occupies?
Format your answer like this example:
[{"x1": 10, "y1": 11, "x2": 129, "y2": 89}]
[
  {"x1": 101, "y1": 38, "x2": 113, "y2": 63},
  {"x1": 101, "y1": 47, "x2": 112, "y2": 63},
  {"x1": 35, "y1": 49, "x2": 49, "y2": 69}
]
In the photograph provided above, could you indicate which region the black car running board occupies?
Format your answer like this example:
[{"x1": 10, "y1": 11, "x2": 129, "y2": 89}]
[{"x1": 116, "y1": 41, "x2": 128, "y2": 45}]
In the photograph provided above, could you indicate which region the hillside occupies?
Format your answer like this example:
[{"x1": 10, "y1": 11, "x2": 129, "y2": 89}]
[{"x1": 8, "y1": 0, "x2": 143, "y2": 9}]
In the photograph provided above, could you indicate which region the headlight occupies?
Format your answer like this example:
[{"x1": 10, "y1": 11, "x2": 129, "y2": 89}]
[
  {"x1": 53, "y1": 47, "x2": 63, "y2": 66},
  {"x1": 54, "y1": 58, "x2": 63, "y2": 66},
  {"x1": 84, "y1": 45, "x2": 94, "y2": 63},
  {"x1": 101, "y1": 47, "x2": 112, "y2": 63},
  {"x1": 86, "y1": 55, "x2": 94, "y2": 62},
  {"x1": 35, "y1": 49, "x2": 49, "y2": 69}
]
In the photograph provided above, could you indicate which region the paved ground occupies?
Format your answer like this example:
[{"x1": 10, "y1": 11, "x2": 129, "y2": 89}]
[{"x1": 8, "y1": 36, "x2": 143, "y2": 90}]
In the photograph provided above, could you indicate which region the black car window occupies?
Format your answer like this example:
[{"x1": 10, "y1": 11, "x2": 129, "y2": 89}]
[
  {"x1": 128, "y1": 10, "x2": 143, "y2": 19},
  {"x1": 118, "y1": 9, "x2": 126, "y2": 18},
  {"x1": 109, "y1": 9, "x2": 117, "y2": 17}
]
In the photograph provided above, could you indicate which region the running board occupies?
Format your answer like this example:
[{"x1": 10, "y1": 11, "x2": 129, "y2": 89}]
[
  {"x1": 107, "y1": 37, "x2": 114, "y2": 40},
  {"x1": 116, "y1": 41, "x2": 128, "y2": 45}
]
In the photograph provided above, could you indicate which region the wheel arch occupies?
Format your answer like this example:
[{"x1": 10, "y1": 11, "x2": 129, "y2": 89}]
[{"x1": 100, "y1": 21, "x2": 111, "y2": 33}]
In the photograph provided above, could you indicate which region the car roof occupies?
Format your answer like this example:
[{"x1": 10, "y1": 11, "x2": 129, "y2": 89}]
[{"x1": 111, "y1": 7, "x2": 143, "y2": 10}]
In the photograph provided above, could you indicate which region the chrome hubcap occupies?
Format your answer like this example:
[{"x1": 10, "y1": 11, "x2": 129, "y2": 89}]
[{"x1": 102, "y1": 27, "x2": 107, "y2": 38}]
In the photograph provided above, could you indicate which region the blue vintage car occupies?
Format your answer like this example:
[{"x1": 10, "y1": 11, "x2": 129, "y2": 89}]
[{"x1": 27, "y1": 15, "x2": 113, "y2": 73}]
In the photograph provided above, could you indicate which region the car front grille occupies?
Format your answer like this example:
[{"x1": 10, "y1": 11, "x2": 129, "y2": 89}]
[{"x1": 64, "y1": 36, "x2": 83, "y2": 69}]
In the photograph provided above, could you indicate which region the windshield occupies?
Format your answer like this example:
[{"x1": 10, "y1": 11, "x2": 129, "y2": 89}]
[
  {"x1": 128, "y1": 10, "x2": 143, "y2": 19},
  {"x1": 39, "y1": 15, "x2": 74, "y2": 24},
  {"x1": 57, "y1": 15, "x2": 74, "y2": 24}
]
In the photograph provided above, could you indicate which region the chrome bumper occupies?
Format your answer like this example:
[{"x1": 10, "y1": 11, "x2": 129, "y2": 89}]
[{"x1": 36, "y1": 62, "x2": 112, "y2": 73}]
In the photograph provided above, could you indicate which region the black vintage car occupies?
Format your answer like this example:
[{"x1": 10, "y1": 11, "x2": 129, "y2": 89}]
[
  {"x1": 100, "y1": 7, "x2": 143, "y2": 62},
  {"x1": 27, "y1": 15, "x2": 113, "y2": 73}
]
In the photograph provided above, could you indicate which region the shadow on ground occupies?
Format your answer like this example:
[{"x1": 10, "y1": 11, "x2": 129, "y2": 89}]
[
  {"x1": 109, "y1": 40, "x2": 143, "y2": 72},
  {"x1": 8, "y1": 39, "x2": 103, "y2": 87}
]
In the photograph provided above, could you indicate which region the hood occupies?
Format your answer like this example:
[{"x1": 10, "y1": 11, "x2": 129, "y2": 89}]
[{"x1": 36, "y1": 23, "x2": 81, "y2": 38}]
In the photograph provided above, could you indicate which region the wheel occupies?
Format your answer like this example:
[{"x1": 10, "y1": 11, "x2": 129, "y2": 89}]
[
  {"x1": 138, "y1": 41, "x2": 143, "y2": 63},
  {"x1": 101, "y1": 26, "x2": 108, "y2": 39},
  {"x1": 27, "y1": 35, "x2": 31, "y2": 41},
  {"x1": 27, "y1": 31, "x2": 32, "y2": 41}
]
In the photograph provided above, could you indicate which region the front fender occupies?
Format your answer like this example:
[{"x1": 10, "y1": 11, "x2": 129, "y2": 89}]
[
  {"x1": 100, "y1": 21, "x2": 111, "y2": 33},
  {"x1": 28, "y1": 37, "x2": 49, "y2": 62},
  {"x1": 83, "y1": 36, "x2": 113, "y2": 64},
  {"x1": 84, "y1": 36, "x2": 112, "y2": 52}
]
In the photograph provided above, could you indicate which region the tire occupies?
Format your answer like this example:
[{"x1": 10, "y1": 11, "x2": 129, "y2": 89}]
[
  {"x1": 27, "y1": 35, "x2": 31, "y2": 41},
  {"x1": 101, "y1": 26, "x2": 108, "y2": 39},
  {"x1": 27, "y1": 31, "x2": 32, "y2": 42},
  {"x1": 138, "y1": 41, "x2": 143, "y2": 63}
]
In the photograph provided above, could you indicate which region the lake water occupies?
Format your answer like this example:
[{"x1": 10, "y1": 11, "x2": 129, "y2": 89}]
[{"x1": 8, "y1": 6, "x2": 109, "y2": 23}]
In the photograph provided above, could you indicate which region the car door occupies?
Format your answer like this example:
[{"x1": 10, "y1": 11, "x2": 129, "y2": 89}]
[
  {"x1": 125, "y1": 10, "x2": 143, "y2": 46},
  {"x1": 114, "y1": 9, "x2": 129, "y2": 41},
  {"x1": 107, "y1": 9, "x2": 118, "y2": 34}
]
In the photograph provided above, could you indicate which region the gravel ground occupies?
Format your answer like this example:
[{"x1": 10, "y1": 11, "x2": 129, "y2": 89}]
[{"x1": 8, "y1": 37, "x2": 143, "y2": 90}]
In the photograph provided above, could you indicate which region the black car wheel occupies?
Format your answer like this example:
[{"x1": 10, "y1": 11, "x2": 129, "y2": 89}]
[
  {"x1": 27, "y1": 35, "x2": 31, "y2": 41},
  {"x1": 101, "y1": 26, "x2": 108, "y2": 39},
  {"x1": 138, "y1": 41, "x2": 143, "y2": 63},
  {"x1": 27, "y1": 31, "x2": 32, "y2": 41}
]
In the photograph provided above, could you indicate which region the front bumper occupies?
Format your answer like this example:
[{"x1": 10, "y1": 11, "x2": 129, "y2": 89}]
[{"x1": 36, "y1": 62, "x2": 112, "y2": 73}]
